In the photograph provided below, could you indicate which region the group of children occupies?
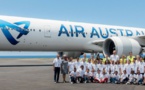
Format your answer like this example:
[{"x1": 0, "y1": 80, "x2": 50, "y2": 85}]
[{"x1": 68, "y1": 53, "x2": 145, "y2": 85}]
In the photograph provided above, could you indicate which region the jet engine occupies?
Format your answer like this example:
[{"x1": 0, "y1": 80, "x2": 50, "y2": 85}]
[{"x1": 103, "y1": 37, "x2": 141, "y2": 56}]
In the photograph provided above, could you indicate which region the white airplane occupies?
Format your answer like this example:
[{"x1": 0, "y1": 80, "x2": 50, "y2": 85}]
[{"x1": 0, "y1": 15, "x2": 145, "y2": 58}]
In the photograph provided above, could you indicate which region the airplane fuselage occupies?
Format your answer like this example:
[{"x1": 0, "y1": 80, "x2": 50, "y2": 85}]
[{"x1": 0, "y1": 15, "x2": 145, "y2": 53}]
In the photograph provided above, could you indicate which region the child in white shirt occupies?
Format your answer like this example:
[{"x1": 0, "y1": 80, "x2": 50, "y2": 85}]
[
  {"x1": 80, "y1": 58, "x2": 87, "y2": 71},
  {"x1": 139, "y1": 62, "x2": 144, "y2": 74},
  {"x1": 92, "y1": 61, "x2": 98, "y2": 72},
  {"x1": 68, "y1": 59, "x2": 74, "y2": 73},
  {"x1": 87, "y1": 59, "x2": 93, "y2": 72},
  {"x1": 130, "y1": 61, "x2": 136, "y2": 73},
  {"x1": 126, "y1": 70, "x2": 136, "y2": 84},
  {"x1": 119, "y1": 70, "x2": 129, "y2": 84},
  {"x1": 74, "y1": 58, "x2": 81, "y2": 71},
  {"x1": 69, "y1": 68, "x2": 77, "y2": 84},
  {"x1": 110, "y1": 61, "x2": 115, "y2": 74},
  {"x1": 114, "y1": 62, "x2": 119, "y2": 72},
  {"x1": 77, "y1": 65, "x2": 85, "y2": 83},
  {"x1": 134, "y1": 70, "x2": 143, "y2": 85},
  {"x1": 107, "y1": 69, "x2": 113, "y2": 83},
  {"x1": 100, "y1": 71, "x2": 108, "y2": 83},
  {"x1": 94, "y1": 69, "x2": 102, "y2": 83},
  {"x1": 89, "y1": 69, "x2": 96, "y2": 83},
  {"x1": 126, "y1": 60, "x2": 132, "y2": 76},
  {"x1": 111, "y1": 71, "x2": 120, "y2": 84},
  {"x1": 105, "y1": 63, "x2": 111, "y2": 73},
  {"x1": 84, "y1": 69, "x2": 93, "y2": 83},
  {"x1": 118, "y1": 68, "x2": 123, "y2": 77},
  {"x1": 97, "y1": 61, "x2": 103, "y2": 72}
]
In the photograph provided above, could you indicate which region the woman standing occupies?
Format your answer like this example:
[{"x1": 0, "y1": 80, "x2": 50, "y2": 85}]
[{"x1": 61, "y1": 55, "x2": 69, "y2": 83}]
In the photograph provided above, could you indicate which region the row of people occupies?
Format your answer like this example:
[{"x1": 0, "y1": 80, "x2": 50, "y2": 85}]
[
  {"x1": 68, "y1": 57, "x2": 145, "y2": 76},
  {"x1": 53, "y1": 51, "x2": 145, "y2": 85},
  {"x1": 70, "y1": 65, "x2": 145, "y2": 85},
  {"x1": 68, "y1": 51, "x2": 145, "y2": 84}
]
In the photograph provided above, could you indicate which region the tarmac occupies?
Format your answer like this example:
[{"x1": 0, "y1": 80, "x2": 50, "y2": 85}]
[{"x1": 0, "y1": 58, "x2": 144, "y2": 90}]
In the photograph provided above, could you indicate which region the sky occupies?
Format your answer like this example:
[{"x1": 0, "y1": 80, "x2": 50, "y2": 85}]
[
  {"x1": 0, "y1": 0, "x2": 145, "y2": 28},
  {"x1": 0, "y1": 0, "x2": 145, "y2": 56}
]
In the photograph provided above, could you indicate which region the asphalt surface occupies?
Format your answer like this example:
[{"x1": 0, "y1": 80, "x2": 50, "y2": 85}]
[{"x1": 0, "y1": 58, "x2": 144, "y2": 90}]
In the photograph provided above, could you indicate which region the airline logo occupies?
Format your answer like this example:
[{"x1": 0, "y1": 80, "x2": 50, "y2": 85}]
[
  {"x1": 0, "y1": 20, "x2": 30, "y2": 45},
  {"x1": 58, "y1": 24, "x2": 145, "y2": 38}
]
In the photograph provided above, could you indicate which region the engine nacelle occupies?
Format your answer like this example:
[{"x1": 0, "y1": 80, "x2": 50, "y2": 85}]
[
  {"x1": 103, "y1": 37, "x2": 141, "y2": 57},
  {"x1": 58, "y1": 52, "x2": 83, "y2": 58}
]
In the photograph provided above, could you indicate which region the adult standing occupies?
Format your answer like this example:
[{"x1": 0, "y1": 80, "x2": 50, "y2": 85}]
[
  {"x1": 125, "y1": 60, "x2": 132, "y2": 76},
  {"x1": 136, "y1": 55, "x2": 141, "y2": 66},
  {"x1": 127, "y1": 52, "x2": 135, "y2": 64},
  {"x1": 53, "y1": 54, "x2": 62, "y2": 83},
  {"x1": 103, "y1": 55, "x2": 110, "y2": 64},
  {"x1": 91, "y1": 55, "x2": 95, "y2": 64},
  {"x1": 92, "y1": 60, "x2": 98, "y2": 72},
  {"x1": 74, "y1": 57, "x2": 81, "y2": 71},
  {"x1": 138, "y1": 57, "x2": 144, "y2": 75},
  {"x1": 110, "y1": 50, "x2": 119, "y2": 63},
  {"x1": 61, "y1": 55, "x2": 69, "y2": 83},
  {"x1": 87, "y1": 58, "x2": 93, "y2": 72},
  {"x1": 82, "y1": 53, "x2": 88, "y2": 62},
  {"x1": 68, "y1": 57, "x2": 74, "y2": 73},
  {"x1": 81, "y1": 58, "x2": 87, "y2": 72},
  {"x1": 120, "y1": 55, "x2": 126, "y2": 64}
]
